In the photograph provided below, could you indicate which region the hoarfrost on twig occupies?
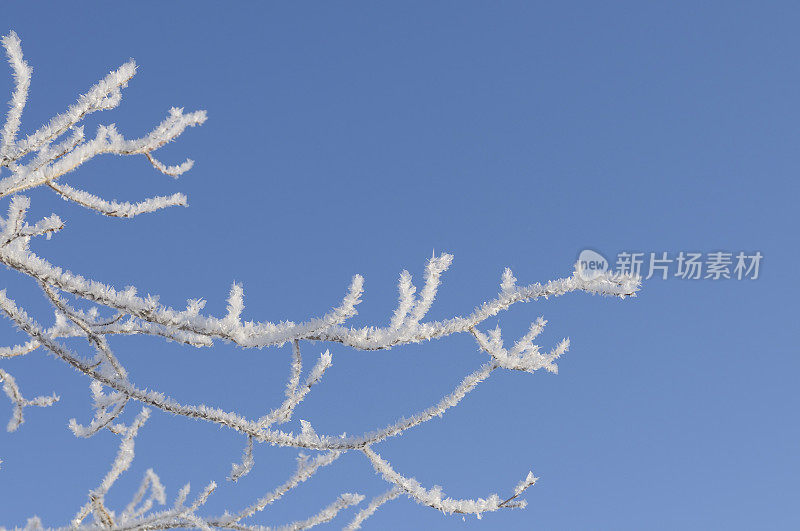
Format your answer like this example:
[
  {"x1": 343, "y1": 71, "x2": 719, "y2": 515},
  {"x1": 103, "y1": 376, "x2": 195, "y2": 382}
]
[{"x1": 0, "y1": 30, "x2": 641, "y2": 530}]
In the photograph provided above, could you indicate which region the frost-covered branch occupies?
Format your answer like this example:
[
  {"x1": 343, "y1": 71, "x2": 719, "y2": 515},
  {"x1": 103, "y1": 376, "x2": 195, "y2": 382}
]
[
  {"x1": 121, "y1": 469, "x2": 166, "y2": 523},
  {"x1": 72, "y1": 408, "x2": 151, "y2": 528},
  {"x1": 257, "y1": 344, "x2": 332, "y2": 429},
  {"x1": 0, "y1": 30, "x2": 642, "y2": 529},
  {"x1": 362, "y1": 446, "x2": 532, "y2": 517},
  {"x1": 344, "y1": 487, "x2": 402, "y2": 530},
  {"x1": 0, "y1": 31, "x2": 204, "y2": 216},
  {"x1": 0, "y1": 195, "x2": 63, "y2": 248},
  {"x1": 47, "y1": 180, "x2": 187, "y2": 218},
  {"x1": 0, "y1": 31, "x2": 31, "y2": 158},
  {"x1": 0, "y1": 367, "x2": 58, "y2": 432},
  {"x1": 0, "y1": 238, "x2": 635, "y2": 352},
  {"x1": 224, "y1": 451, "x2": 343, "y2": 524}
]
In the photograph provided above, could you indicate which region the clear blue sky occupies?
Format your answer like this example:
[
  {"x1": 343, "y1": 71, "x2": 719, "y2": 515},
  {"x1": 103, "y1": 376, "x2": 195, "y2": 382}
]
[{"x1": 1, "y1": 2, "x2": 798, "y2": 529}]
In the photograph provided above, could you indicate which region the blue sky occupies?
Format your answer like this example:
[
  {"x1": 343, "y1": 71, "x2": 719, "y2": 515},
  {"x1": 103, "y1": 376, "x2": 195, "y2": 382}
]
[{"x1": 1, "y1": 2, "x2": 798, "y2": 529}]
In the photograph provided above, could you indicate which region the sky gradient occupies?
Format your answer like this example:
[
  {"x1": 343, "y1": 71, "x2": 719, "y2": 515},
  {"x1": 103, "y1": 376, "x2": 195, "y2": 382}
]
[{"x1": 1, "y1": 3, "x2": 798, "y2": 529}]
